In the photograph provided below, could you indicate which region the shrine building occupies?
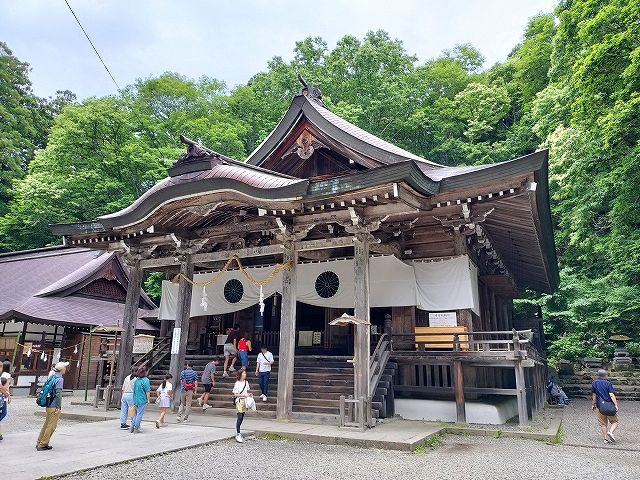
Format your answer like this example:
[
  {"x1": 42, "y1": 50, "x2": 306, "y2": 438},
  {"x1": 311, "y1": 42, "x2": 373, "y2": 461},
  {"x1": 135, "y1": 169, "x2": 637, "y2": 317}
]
[{"x1": 52, "y1": 79, "x2": 558, "y2": 426}]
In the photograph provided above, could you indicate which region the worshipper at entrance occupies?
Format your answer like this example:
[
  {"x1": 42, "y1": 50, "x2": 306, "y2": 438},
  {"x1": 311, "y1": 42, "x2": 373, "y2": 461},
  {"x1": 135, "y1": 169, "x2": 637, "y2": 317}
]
[
  {"x1": 233, "y1": 369, "x2": 252, "y2": 443},
  {"x1": 119, "y1": 366, "x2": 138, "y2": 429},
  {"x1": 36, "y1": 361, "x2": 67, "y2": 450},
  {"x1": 131, "y1": 367, "x2": 151, "y2": 433},
  {"x1": 592, "y1": 369, "x2": 620, "y2": 444},
  {"x1": 197, "y1": 356, "x2": 219, "y2": 411},
  {"x1": 255, "y1": 345, "x2": 274, "y2": 402},
  {"x1": 222, "y1": 324, "x2": 240, "y2": 377},
  {"x1": 237, "y1": 334, "x2": 252, "y2": 371}
]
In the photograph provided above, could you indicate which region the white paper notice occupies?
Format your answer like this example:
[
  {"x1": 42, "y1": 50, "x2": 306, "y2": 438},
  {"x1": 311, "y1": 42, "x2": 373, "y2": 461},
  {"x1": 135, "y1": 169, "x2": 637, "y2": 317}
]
[
  {"x1": 428, "y1": 311, "x2": 457, "y2": 327},
  {"x1": 171, "y1": 327, "x2": 181, "y2": 354}
]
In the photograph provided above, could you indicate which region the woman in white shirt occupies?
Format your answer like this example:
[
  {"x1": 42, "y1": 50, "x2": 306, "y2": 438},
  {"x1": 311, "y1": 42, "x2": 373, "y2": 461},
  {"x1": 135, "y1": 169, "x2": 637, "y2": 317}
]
[
  {"x1": 119, "y1": 366, "x2": 137, "y2": 429},
  {"x1": 155, "y1": 374, "x2": 173, "y2": 428},
  {"x1": 233, "y1": 369, "x2": 251, "y2": 443}
]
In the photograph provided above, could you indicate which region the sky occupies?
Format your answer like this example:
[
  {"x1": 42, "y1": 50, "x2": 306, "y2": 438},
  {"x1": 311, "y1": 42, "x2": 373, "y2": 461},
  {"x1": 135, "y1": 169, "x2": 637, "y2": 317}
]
[{"x1": 0, "y1": 0, "x2": 558, "y2": 100}]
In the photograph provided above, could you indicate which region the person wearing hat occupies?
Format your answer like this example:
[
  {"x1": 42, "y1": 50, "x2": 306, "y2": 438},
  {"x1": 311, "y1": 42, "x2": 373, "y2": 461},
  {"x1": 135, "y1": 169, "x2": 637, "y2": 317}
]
[
  {"x1": 36, "y1": 361, "x2": 68, "y2": 451},
  {"x1": 592, "y1": 369, "x2": 620, "y2": 444}
]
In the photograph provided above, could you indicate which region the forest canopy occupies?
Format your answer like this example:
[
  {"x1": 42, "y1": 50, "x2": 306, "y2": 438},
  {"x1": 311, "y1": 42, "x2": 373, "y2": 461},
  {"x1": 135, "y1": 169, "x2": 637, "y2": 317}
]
[{"x1": 0, "y1": 0, "x2": 638, "y2": 363}]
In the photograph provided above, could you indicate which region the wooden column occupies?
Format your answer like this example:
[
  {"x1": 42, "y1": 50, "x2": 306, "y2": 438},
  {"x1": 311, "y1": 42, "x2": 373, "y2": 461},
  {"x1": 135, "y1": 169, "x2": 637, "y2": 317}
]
[
  {"x1": 276, "y1": 242, "x2": 297, "y2": 420},
  {"x1": 353, "y1": 233, "x2": 371, "y2": 404},
  {"x1": 115, "y1": 257, "x2": 143, "y2": 394},
  {"x1": 169, "y1": 255, "x2": 194, "y2": 410},
  {"x1": 453, "y1": 359, "x2": 466, "y2": 423}
]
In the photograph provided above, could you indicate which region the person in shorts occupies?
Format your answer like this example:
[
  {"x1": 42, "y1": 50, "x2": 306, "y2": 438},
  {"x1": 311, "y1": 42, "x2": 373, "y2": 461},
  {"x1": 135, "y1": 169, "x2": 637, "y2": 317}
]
[
  {"x1": 223, "y1": 324, "x2": 240, "y2": 377},
  {"x1": 197, "y1": 356, "x2": 219, "y2": 411},
  {"x1": 591, "y1": 369, "x2": 620, "y2": 444}
]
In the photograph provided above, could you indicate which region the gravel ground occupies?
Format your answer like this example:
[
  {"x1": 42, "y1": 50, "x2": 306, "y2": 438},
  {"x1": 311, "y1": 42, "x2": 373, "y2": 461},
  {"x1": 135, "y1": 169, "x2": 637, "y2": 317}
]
[
  {"x1": 562, "y1": 398, "x2": 640, "y2": 450},
  {"x1": 0, "y1": 395, "x2": 87, "y2": 435},
  {"x1": 61, "y1": 434, "x2": 640, "y2": 480}
]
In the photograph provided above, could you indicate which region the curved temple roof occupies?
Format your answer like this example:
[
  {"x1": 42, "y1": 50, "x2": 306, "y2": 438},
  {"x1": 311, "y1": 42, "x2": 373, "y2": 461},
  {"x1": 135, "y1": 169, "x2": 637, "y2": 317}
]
[{"x1": 51, "y1": 80, "x2": 559, "y2": 293}]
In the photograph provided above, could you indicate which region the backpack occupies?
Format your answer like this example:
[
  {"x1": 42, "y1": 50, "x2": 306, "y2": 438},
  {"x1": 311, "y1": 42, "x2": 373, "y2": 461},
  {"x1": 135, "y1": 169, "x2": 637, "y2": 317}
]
[
  {"x1": 36, "y1": 375, "x2": 58, "y2": 408},
  {"x1": 182, "y1": 372, "x2": 195, "y2": 391}
]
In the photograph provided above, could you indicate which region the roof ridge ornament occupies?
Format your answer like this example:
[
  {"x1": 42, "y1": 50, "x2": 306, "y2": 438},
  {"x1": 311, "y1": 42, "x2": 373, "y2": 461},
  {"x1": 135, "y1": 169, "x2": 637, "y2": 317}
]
[
  {"x1": 168, "y1": 135, "x2": 222, "y2": 177},
  {"x1": 297, "y1": 74, "x2": 326, "y2": 107},
  {"x1": 179, "y1": 135, "x2": 214, "y2": 161}
]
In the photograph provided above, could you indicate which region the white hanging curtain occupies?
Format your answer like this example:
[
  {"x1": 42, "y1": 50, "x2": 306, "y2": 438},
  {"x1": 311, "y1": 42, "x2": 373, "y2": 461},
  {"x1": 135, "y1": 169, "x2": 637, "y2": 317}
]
[
  {"x1": 412, "y1": 255, "x2": 480, "y2": 315},
  {"x1": 158, "y1": 266, "x2": 282, "y2": 320},
  {"x1": 157, "y1": 255, "x2": 479, "y2": 319}
]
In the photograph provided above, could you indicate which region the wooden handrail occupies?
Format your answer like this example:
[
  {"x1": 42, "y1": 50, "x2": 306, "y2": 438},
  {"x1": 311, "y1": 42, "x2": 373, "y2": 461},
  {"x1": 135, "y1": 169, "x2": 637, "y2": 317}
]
[
  {"x1": 369, "y1": 333, "x2": 391, "y2": 397},
  {"x1": 132, "y1": 337, "x2": 171, "y2": 371},
  {"x1": 390, "y1": 329, "x2": 536, "y2": 354}
]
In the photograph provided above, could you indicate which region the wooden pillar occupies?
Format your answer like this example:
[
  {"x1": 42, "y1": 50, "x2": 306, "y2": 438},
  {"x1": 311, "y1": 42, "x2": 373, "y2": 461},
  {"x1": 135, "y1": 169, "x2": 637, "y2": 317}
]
[
  {"x1": 514, "y1": 361, "x2": 528, "y2": 426},
  {"x1": 276, "y1": 242, "x2": 297, "y2": 420},
  {"x1": 169, "y1": 255, "x2": 194, "y2": 410},
  {"x1": 353, "y1": 233, "x2": 371, "y2": 404},
  {"x1": 115, "y1": 257, "x2": 143, "y2": 393},
  {"x1": 453, "y1": 359, "x2": 466, "y2": 423}
]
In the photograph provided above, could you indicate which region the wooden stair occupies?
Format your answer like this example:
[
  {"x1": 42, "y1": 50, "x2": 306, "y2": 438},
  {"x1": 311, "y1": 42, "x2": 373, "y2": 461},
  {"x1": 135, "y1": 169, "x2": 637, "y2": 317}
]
[{"x1": 148, "y1": 354, "x2": 397, "y2": 418}]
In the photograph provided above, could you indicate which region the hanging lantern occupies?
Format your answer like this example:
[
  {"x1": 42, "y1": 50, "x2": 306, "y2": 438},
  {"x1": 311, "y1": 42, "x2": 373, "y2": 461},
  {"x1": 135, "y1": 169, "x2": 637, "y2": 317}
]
[
  {"x1": 259, "y1": 284, "x2": 265, "y2": 315},
  {"x1": 44, "y1": 354, "x2": 48, "y2": 362},
  {"x1": 26, "y1": 348, "x2": 32, "y2": 357},
  {"x1": 74, "y1": 345, "x2": 78, "y2": 354},
  {"x1": 40, "y1": 351, "x2": 45, "y2": 360},
  {"x1": 76, "y1": 360, "x2": 80, "y2": 368}
]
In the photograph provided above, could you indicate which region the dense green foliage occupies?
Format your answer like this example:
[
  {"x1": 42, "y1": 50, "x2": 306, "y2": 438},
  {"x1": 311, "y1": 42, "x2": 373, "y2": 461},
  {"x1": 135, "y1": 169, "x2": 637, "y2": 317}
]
[{"x1": 0, "y1": 0, "x2": 637, "y2": 360}]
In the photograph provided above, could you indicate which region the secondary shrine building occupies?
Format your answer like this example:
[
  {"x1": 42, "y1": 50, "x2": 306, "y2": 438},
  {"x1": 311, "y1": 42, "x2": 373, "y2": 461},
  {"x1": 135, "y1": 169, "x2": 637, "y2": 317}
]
[{"x1": 53, "y1": 80, "x2": 558, "y2": 425}]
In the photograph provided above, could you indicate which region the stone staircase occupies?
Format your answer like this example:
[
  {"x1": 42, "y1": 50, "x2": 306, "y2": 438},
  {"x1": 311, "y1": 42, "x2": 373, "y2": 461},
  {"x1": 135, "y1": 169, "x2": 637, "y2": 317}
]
[
  {"x1": 149, "y1": 354, "x2": 397, "y2": 419},
  {"x1": 559, "y1": 370, "x2": 640, "y2": 400}
]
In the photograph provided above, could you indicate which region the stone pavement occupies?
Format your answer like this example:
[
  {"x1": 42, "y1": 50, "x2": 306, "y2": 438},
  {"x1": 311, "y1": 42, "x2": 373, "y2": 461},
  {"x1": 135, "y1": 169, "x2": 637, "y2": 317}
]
[
  {"x1": 3, "y1": 420, "x2": 235, "y2": 479},
  {"x1": 48, "y1": 399, "x2": 445, "y2": 451}
]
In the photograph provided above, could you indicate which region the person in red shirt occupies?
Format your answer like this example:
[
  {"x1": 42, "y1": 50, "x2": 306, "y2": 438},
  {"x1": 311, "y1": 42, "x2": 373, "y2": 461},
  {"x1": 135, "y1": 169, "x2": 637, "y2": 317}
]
[{"x1": 237, "y1": 335, "x2": 252, "y2": 371}]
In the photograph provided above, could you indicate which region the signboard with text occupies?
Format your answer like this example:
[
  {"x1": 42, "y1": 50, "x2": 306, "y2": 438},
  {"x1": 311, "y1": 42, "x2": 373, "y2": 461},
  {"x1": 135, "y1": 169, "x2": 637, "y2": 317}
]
[{"x1": 428, "y1": 311, "x2": 457, "y2": 327}]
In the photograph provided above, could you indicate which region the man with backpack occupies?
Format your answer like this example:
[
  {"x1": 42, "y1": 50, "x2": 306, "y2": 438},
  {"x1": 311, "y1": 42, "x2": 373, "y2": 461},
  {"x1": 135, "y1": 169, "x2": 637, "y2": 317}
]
[
  {"x1": 177, "y1": 362, "x2": 198, "y2": 422},
  {"x1": 36, "y1": 361, "x2": 68, "y2": 451},
  {"x1": 592, "y1": 369, "x2": 620, "y2": 444}
]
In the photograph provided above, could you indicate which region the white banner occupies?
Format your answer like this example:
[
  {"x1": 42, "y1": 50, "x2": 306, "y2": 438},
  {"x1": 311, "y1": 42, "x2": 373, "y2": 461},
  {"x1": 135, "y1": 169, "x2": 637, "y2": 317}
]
[
  {"x1": 412, "y1": 256, "x2": 480, "y2": 315},
  {"x1": 158, "y1": 255, "x2": 480, "y2": 319}
]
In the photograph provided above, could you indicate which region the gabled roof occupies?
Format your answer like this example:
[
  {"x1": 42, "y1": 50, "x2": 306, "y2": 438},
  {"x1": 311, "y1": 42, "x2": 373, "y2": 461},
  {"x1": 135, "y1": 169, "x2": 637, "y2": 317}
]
[
  {"x1": 245, "y1": 86, "x2": 443, "y2": 169},
  {"x1": 0, "y1": 246, "x2": 157, "y2": 330}
]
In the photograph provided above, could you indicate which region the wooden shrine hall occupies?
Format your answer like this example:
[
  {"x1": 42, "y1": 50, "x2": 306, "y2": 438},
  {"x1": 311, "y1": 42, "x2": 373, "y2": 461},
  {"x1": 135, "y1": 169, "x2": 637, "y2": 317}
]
[{"x1": 52, "y1": 78, "x2": 559, "y2": 426}]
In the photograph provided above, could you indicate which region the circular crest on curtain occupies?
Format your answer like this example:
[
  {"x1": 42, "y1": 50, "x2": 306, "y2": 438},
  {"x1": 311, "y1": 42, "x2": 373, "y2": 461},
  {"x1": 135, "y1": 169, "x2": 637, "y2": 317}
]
[
  {"x1": 315, "y1": 271, "x2": 340, "y2": 298},
  {"x1": 223, "y1": 279, "x2": 244, "y2": 303}
]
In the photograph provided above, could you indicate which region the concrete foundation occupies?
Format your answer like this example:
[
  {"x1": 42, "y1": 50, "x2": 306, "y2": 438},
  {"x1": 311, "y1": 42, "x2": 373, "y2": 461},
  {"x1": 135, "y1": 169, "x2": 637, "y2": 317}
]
[{"x1": 395, "y1": 397, "x2": 518, "y2": 424}]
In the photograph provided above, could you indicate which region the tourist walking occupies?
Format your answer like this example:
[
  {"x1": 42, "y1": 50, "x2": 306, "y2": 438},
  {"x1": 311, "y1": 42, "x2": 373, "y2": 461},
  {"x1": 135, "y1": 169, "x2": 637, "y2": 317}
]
[
  {"x1": 592, "y1": 369, "x2": 620, "y2": 444},
  {"x1": 222, "y1": 324, "x2": 240, "y2": 377},
  {"x1": 197, "y1": 356, "x2": 219, "y2": 411},
  {"x1": 237, "y1": 334, "x2": 252, "y2": 371},
  {"x1": 119, "y1": 366, "x2": 137, "y2": 429},
  {"x1": 255, "y1": 345, "x2": 274, "y2": 402},
  {"x1": 155, "y1": 374, "x2": 173, "y2": 428},
  {"x1": 36, "y1": 361, "x2": 67, "y2": 451},
  {"x1": 177, "y1": 363, "x2": 198, "y2": 422},
  {"x1": 233, "y1": 369, "x2": 252, "y2": 443},
  {"x1": 0, "y1": 360, "x2": 12, "y2": 441},
  {"x1": 131, "y1": 367, "x2": 151, "y2": 433}
]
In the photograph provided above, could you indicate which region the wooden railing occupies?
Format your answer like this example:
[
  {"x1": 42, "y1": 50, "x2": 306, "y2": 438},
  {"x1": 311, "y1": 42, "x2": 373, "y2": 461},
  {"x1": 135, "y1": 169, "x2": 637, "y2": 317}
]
[
  {"x1": 369, "y1": 333, "x2": 391, "y2": 397},
  {"x1": 253, "y1": 330, "x2": 280, "y2": 352},
  {"x1": 132, "y1": 336, "x2": 171, "y2": 372},
  {"x1": 391, "y1": 329, "x2": 535, "y2": 357}
]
